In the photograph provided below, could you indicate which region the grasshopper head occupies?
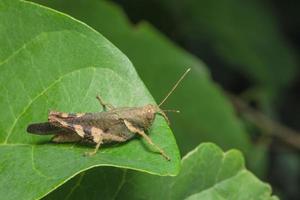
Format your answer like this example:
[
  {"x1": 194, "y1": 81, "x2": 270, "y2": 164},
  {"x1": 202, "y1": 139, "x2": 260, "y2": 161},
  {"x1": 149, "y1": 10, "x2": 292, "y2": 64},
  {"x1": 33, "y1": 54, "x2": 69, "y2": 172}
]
[
  {"x1": 143, "y1": 104, "x2": 159, "y2": 120},
  {"x1": 143, "y1": 104, "x2": 171, "y2": 125}
]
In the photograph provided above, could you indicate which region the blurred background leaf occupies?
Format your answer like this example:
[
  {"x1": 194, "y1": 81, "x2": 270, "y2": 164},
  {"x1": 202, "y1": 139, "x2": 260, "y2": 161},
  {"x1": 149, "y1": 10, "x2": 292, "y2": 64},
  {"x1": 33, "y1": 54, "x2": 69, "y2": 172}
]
[{"x1": 114, "y1": 0, "x2": 299, "y2": 108}]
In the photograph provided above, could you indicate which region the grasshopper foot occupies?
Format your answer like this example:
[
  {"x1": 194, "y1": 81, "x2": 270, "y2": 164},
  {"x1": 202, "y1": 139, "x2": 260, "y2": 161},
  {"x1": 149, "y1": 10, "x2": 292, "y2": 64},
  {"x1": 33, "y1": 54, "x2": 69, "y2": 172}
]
[
  {"x1": 162, "y1": 154, "x2": 171, "y2": 161},
  {"x1": 83, "y1": 150, "x2": 97, "y2": 157},
  {"x1": 83, "y1": 141, "x2": 102, "y2": 157}
]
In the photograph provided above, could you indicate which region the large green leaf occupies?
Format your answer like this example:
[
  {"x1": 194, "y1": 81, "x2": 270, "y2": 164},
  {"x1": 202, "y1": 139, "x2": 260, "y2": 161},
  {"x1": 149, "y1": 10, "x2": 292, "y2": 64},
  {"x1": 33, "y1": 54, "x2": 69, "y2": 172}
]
[
  {"x1": 32, "y1": 0, "x2": 252, "y2": 156},
  {"x1": 0, "y1": 1, "x2": 180, "y2": 199},
  {"x1": 45, "y1": 143, "x2": 276, "y2": 199}
]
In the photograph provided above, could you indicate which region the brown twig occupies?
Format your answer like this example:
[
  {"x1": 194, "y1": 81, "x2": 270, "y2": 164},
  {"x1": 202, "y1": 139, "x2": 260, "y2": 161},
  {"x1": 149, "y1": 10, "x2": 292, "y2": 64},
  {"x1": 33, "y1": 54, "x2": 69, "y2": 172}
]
[{"x1": 228, "y1": 93, "x2": 300, "y2": 150}]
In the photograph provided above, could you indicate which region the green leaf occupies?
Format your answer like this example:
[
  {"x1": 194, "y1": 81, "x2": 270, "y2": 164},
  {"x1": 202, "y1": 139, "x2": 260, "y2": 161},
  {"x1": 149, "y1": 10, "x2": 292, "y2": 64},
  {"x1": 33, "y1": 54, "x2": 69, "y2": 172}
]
[
  {"x1": 31, "y1": 0, "x2": 252, "y2": 156},
  {"x1": 45, "y1": 143, "x2": 276, "y2": 200},
  {"x1": 0, "y1": 1, "x2": 180, "y2": 200}
]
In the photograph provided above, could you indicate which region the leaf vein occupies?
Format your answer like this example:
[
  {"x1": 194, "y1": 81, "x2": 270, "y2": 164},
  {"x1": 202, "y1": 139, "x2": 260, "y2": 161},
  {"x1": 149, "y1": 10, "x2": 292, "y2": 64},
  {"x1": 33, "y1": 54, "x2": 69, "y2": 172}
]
[
  {"x1": 0, "y1": 32, "x2": 46, "y2": 67},
  {"x1": 64, "y1": 172, "x2": 86, "y2": 200},
  {"x1": 31, "y1": 145, "x2": 53, "y2": 179},
  {"x1": 3, "y1": 76, "x2": 63, "y2": 144},
  {"x1": 112, "y1": 169, "x2": 127, "y2": 199}
]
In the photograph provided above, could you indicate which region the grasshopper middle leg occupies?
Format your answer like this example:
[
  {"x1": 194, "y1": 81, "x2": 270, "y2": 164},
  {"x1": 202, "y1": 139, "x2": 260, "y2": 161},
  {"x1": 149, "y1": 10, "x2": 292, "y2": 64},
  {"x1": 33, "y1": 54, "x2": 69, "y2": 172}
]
[
  {"x1": 84, "y1": 130, "x2": 126, "y2": 156},
  {"x1": 84, "y1": 127, "x2": 104, "y2": 156},
  {"x1": 84, "y1": 140, "x2": 103, "y2": 156}
]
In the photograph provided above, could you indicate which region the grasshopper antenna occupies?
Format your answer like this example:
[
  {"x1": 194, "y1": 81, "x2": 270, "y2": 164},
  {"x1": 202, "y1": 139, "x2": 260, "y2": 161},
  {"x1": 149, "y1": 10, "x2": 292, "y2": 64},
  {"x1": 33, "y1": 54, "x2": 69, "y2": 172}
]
[
  {"x1": 163, "y1": 109, "x2": 180, "y2": 113},
  {"x1": 158, "y1": 68, "x2": 191, "y2": 107}
]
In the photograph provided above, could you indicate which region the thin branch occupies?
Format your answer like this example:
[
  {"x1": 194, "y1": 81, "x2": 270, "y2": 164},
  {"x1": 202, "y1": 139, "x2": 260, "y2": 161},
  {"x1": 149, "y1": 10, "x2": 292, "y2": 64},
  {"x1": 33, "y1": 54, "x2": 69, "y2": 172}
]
[{"x1": 228, "y1": 93, "x2": 300, "y2": 150}]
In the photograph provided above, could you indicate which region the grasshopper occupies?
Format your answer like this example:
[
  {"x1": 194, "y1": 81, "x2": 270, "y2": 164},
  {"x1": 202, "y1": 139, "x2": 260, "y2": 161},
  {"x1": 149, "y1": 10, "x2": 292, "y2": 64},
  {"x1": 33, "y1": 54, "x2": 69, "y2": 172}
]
[{"x1": 27, "y1": 69, "x2": 190, "y2": 160}]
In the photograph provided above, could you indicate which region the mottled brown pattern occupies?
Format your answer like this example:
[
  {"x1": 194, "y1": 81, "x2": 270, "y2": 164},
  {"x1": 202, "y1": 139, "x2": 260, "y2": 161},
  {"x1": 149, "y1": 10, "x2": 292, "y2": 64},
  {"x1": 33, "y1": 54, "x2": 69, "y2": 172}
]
[
  {"x1": 90, "y1": 127, "x2": 103, "y2": 143},
  {"x1": 73, "y1": 124, "x2": 85, "y2": 137}
]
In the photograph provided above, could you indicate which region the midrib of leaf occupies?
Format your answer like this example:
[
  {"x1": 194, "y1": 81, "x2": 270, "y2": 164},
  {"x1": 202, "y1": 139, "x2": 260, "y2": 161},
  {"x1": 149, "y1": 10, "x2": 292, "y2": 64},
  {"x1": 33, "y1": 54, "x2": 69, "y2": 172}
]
[{"x1": 0, "y1": 32, "x2": 40, "y2": 66}]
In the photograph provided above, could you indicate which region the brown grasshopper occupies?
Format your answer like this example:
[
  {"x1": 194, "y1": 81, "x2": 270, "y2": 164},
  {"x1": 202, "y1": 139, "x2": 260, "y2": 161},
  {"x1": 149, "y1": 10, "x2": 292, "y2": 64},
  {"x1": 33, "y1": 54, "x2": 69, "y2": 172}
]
[{"x1": 27, "y1": 69, "x2": 190, "y2": 160}]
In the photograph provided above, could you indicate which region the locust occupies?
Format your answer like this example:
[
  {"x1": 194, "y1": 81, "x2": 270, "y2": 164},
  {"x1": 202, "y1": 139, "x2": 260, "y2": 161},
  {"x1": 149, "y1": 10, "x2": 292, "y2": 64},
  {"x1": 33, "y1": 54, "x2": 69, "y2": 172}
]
[{"x1": 27, "y1": 69, "x2": 190, "y2": 161}]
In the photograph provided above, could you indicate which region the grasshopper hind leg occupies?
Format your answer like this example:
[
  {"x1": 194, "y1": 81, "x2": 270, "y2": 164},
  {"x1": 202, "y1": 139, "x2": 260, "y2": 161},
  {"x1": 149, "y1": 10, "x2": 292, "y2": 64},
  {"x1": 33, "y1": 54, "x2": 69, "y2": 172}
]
[{"x1": 123, "y1": 120, "x2": 170, "y2": 161}]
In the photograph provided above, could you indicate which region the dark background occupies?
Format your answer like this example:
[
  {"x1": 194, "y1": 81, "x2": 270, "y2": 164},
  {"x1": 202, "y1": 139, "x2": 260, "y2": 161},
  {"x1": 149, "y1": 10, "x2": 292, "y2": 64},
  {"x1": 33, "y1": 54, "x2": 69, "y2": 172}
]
[{"x1": 112, "y1": 0, "x2": 300, "y2": 199}]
